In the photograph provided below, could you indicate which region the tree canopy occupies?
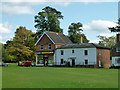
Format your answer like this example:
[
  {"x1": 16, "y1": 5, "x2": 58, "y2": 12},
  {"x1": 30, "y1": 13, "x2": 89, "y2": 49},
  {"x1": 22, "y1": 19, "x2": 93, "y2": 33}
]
[
  {"x1": 3, "y1": 26, "x2": 36, "y2": 62},
  {"x1": 97, "y1": 35, "x2": 116, "y2": 48},
  {"x1": 68, "y1": 22, "x2": 89, "y2": 43},
  {"x1": 109, "y1": 18, "x2": 120, "y2": 32},
  {"x1": 34, "y1": 6, "x2": 63, "y2": 39}
]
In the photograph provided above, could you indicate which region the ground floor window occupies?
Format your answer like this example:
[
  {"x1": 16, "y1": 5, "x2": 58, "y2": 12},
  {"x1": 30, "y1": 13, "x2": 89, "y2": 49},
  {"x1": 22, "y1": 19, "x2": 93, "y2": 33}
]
[
  {"x1": 116, "y1": 58, "x2": 120, "y2": 64},
  {"x1": 85, "y1": 60, "x2": 88, "y2": 64},
  {"x1": 37, "y1": 54, "x2": 54, "y2": 65},
  {"x1": 61, "y1": 59, "x2": 64, "y2": 64}
]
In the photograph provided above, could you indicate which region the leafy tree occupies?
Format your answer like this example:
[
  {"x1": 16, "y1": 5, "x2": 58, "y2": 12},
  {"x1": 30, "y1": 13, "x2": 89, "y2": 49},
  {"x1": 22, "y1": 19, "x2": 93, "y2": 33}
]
[
  {"x1": 34, "y1": 6, "x2": 63, "y2": 39},
  {"x1": 68, "y1": 22, "x2": 89, "y2": 43},
  {"x1": 6, "y1": 26, "x2": 36, "y2": 62},
  {"x1": 97, "y1": 35, "x2": 116, "y2": 48},
  {"x1": 109, "y1": 18, "x2": 120, "y2": 32}
]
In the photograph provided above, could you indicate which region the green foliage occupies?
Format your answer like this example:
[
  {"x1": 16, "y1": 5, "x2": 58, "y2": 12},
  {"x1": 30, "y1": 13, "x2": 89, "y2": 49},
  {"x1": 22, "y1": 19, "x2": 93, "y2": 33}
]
[
  {"x1": 34, "y1": 6, "x2": 63, "y2": 39},
  {"x1": 68, "y1": 22, "x2": 89, "y2": 43},
  {"x1": 109, "y1": 18, "x2": 120, "y2": 32},
  {"x1": 97, "y1": 35, "x2": 116, "y2": 48},
  {"x1": 3, "y1": 26, "x2": 36, "y2": 62}
]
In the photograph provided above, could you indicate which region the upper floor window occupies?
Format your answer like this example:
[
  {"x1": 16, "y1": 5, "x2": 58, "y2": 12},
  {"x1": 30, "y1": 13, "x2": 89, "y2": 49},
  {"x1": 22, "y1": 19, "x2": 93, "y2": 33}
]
[
  {"x1": 48, "y1": 44, "x2": 51, "y2": 50},
  {"x1": 72, "y1": 50, "x2": 74, "y2": 53},
  {"x1": 84, "y1": 50, "x2": 88, "y2": 55},
  {"x1": 61, "y1": 50, "x2": 64, "y2": 55},
  {"x1": 40, "y1": 44, "x2": 43, "y2": 50},
  {"x1": 116, "y1": 47, "x2": 120, "y2": 52}
]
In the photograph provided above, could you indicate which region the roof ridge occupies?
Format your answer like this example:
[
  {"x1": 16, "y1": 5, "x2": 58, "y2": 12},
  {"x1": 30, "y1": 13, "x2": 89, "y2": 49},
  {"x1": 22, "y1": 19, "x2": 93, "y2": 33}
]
[{"x1": 45, "y1": 31, "x2": 63, "y2": 34}]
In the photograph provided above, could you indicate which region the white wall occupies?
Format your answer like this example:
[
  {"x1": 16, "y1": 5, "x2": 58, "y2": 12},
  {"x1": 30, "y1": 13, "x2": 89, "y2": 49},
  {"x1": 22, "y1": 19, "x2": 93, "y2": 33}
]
[
  {"x1": 112, "y1": 57, "x2": 120, "y2": 66},
  {"x1": 54, "y1": 48, "x2": 97, "y2": 66}
]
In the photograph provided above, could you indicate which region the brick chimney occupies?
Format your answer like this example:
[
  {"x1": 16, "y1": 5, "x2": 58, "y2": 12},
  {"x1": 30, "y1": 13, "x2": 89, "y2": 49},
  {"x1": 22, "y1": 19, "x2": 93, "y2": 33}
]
[{"x1": 117, "y1": 33, "x2": 120, "y2": 43}]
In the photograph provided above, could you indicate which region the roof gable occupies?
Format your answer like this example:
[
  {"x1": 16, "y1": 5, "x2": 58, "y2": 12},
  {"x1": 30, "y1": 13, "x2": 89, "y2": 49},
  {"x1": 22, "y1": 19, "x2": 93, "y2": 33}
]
[
  {"x1": 35, "y1": 31, "x2": 72, "y2": 45},
  {"x1": 35, "y1": 32, "x2": 55, "y2": 45}
]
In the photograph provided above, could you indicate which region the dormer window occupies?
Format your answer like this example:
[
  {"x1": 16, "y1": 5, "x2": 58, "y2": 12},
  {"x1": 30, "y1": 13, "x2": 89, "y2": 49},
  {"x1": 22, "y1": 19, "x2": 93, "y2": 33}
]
[{"x1": 116, "y1": 47, "x2": 120, "y2": 52}]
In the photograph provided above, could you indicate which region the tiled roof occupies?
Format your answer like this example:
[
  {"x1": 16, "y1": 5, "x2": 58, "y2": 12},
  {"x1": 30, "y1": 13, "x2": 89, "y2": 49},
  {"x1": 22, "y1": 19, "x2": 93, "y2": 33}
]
[
  {"x1": 45, "y1": 31, "x2": 72, "y2": 44},
  {"x1": 56, "y1": 43, "x2": 110, "y2": 49}
]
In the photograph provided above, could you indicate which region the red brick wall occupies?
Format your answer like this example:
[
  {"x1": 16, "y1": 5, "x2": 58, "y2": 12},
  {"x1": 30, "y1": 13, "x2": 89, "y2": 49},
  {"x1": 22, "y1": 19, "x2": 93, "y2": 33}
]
[
  {"x1": 96, "y1": 49, "x2": 110, "y2": 69},
  {"x1": 36, "y1": 34, "x2": 55, "y2": 51},
  {"x1": 112, "y1": 48, "x2": 120, "y2": 57}
]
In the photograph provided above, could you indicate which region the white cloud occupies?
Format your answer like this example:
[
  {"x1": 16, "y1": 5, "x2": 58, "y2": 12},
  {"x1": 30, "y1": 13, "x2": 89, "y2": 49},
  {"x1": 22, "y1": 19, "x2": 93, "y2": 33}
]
[
  {"x1": 83, "y1": 20, "x2": 117, "y2": 33},
  {"x1": 2, "y1": 4, "x2": 35, "y2": 15},
  {"x1": 0, "y1": 23, "x2": 13, "y2": 34},
  {"x1": 0, "y1": 36, "x2": 2, "y2": 40},
  {"x1": 100, "y1": 33, "x2": 116, "y2": 37},
  {"x1": 2, "y1": 0, "x2": 119, "y2": 2},
  {"x1": 1, "y1": 0, "x2": 118, "y2": 15},
  {"x1": 82, "y1": 20, "x2": 117, "y2": 43},
  {"x1": 32, "y1": 30, "x2": 37, "y2": 33},
  {"x1": 89, "y1": 40, "x2": 99, "y2": 43}
]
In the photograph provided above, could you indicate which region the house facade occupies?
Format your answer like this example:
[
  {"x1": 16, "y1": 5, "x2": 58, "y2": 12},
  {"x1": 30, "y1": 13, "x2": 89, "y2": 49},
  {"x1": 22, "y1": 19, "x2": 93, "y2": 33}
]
[
  {"x1": 54, "y1": 43, "x2": 111, "y2": 68},
  {"x1": 35, "y1": 31, "x2": 72, "y2": 66},
  {"x1": 112, "y1": 33, "x2": 120, "y2": 66}
]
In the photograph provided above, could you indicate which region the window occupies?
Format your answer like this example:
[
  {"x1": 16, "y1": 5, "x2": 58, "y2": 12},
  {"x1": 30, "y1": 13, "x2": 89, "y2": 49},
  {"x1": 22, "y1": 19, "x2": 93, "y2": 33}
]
[
  {"x1": 61, "y1": 59, "x2": 64, "y2": 64},
  {"x1": 72, "y1": 50, "x2": 74, "y2": 53},
  {"x1": 84, "y1": 50, "x2": 88, "y2": 55},
  {"x1": 116, "y1": 47, "x2": 120, "y2": 52},
  {"x1": 117, "y1": 58, "x2": 120, "y2": 63},
  {"x1": 40, "y1": 44, "x2": 43, "y2": 50},
  {"x1": 61, "y1": 50, "x2": 64, "y2": 55},
  {"x1": 85, "y1": 60, "x2": 88, "y2": 64},
  {"x1": 48, "y1": 44, "x2": 51, "y2": 50}
]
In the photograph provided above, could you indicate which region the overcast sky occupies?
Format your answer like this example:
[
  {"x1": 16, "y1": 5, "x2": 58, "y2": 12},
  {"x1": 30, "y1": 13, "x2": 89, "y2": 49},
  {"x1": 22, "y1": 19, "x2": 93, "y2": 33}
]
[{"x1": 0, "y1": 0, "x2": 119, "y2": 44}]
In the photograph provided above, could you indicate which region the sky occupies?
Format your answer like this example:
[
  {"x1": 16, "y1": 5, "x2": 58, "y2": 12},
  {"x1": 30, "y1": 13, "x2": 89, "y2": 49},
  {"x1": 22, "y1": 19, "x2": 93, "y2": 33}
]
[{"x1": 0, "y1": 0, "x2": 119, "y2": 44}]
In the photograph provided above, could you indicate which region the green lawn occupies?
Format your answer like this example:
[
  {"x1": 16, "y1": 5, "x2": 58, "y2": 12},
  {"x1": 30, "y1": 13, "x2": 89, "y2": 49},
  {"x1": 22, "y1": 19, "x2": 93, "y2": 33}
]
[{"x1": 2, "y1": 63, "x2": 118, "y2": 88}]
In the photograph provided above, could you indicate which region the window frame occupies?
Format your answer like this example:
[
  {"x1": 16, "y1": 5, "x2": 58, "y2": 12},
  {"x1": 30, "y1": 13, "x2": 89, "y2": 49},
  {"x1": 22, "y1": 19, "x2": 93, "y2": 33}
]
[
  {"x1": 61, "y1": 50, "x2": 64, "y2": 55},
  {"x1": 48, "y1": 43, "x2": 51, "y2": 50},
  {"x1": 116, "y1": 47, "x2": 120, "y2": 52},
  {"x1": 84, "y1": 59, "x2": 88, "y2": 65},
  {"x1": 61, "y1": 59, "x2": 64, "y2": 64},
  {"x1": 40, "y1": 44, "x2": 43, "y2": 50},
  {"x1": 84, "y1": 50, "x2": 88, "y2": 55},
  {"x1": 72, "y1": 50, "x2": 74, "y2": 53}
]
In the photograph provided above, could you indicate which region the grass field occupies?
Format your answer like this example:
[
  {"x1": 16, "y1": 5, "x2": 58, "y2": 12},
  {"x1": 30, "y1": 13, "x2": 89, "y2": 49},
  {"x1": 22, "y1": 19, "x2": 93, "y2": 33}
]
[{"x1": 2, "y1": 63, "x2": 118, "y2": 88}]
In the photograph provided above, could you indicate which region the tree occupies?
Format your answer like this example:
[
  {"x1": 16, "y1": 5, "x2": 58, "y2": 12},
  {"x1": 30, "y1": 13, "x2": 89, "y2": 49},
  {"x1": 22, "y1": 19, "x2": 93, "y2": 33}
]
[
  {"x1": 34, "y1": 6, "x2": 63, "y2": 39},
  {"x1": 5, "y1": 26, "x2": 36, "y2": 62},
  {"x1": 109, "y1": 18, "x2": 120, "y2": 32},
  {"x1": 68, "y1": 22, "x2": 89, "y2": 43},
  {"x1": 97, "y1": 35, "x2": 116, "y2": 48}
]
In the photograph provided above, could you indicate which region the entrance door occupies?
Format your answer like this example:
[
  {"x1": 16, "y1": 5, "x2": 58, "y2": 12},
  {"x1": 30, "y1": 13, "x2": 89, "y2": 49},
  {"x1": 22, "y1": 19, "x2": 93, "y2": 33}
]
[
  {"x1": 72, "y1": 59, "x2": 75, "y2": 66},
  {"x1": 43, "y1": 57, "x2": 48, "y2": 66}
]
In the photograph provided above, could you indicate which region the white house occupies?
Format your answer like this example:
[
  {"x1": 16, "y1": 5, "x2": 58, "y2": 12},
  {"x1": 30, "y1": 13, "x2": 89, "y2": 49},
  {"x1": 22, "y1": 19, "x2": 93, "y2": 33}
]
[
  {"x1": 54, "y1": 43, "x2": 111, "y2": 68},
  {"x1": 112, "y1": 33, "x2": 120, "y2": 66}
]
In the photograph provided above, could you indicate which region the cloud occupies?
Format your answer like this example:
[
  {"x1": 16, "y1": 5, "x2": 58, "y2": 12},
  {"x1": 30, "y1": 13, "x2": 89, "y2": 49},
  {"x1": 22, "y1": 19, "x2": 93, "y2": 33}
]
[
  {"x1": 0, "y1": 22, "x2": 13, "y2": 34},
  {"x1": 32, "y1": 30, "x2": 37, "y2": 33},
  {"x1": 2, "y1": 4, "x2": 35, "y2": 15},
  {"x1": 89, "y1": 40, "x2": 99, "y2": 43},
  {"x1": 83, "y1": 20, "x2": 117, "y2": 33},
  {"x1": 82, "y1": 20, "x2": 117, "y2": 43},
  {"x1": 2, "y1": 0, "x2": 118, "y2": 2},
  {"x1": 0, "y1": 36, "x2": 2, "y2": 41},
  {"x1": 1, "y1": 0, "x2": 118, "y2": 15},
  {"x1": 100, "y1": 33, "x2": 116, "y2": 37}
]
